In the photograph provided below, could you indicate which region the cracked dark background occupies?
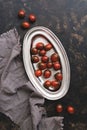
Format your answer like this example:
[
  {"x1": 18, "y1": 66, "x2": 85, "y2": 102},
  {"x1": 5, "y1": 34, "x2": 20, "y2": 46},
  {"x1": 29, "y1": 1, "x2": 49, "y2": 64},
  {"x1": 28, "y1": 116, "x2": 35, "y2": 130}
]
[{"x1": 0, "y1": 0, "x2": 87, "y2": 130}]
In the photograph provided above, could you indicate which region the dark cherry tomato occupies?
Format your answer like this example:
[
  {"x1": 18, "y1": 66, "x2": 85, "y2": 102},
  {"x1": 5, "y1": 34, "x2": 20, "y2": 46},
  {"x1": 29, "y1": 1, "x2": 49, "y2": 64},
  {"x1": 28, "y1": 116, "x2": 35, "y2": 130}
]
[
  {"x1": 51, "y1": 53, "x2": 59, "y2": 62},
  {"x1": 44, "y1": 80, "x2": 51, "y2": 88},
  {"x1": 45, "y1": 43, "x2": 53, "y2": 51},
  {"x1": 51, "y1": 80, "x2": 60, "y2": 88},
  {"x1": 55, "y1": 73, "x2": 63, "y2": 81},
  {"x1": 43, "y1": 70, "x2": 51, "y2": 78},
  {"x1": 31, "y1": 48, "x2": 38, "y2": 55},
  {"x1": 56, "y1": 104, "x2": 63, "y2": 113},
  {"x1": 18, "y1": 10, "x2": 25, "y2": 18},
  {"x1": 47, "y1": 62, "x2": 53, "y2": 68},
  {"x1": 35, "y1": 69, "x2": 42, "y2": 77},
  {"x1": 21, "y1": 21, "x2": 30, "y2": 29},
  {"x1": 32, "y1": 56, "x2": 39, "y2": 63},
  {"x1": 39, "y1": 49, "x2": 46, "y2": 56},
  {"x1": 53, "y1": 62, "x2": 61, "y2": 70},
  {"x1": 67, "y1": 106, "x2": 75, "y2": 114},
  {"x1": 29, "y1": 14, "x2": 36, "y2": 22},
  {"x1": 36, "y1": 42, "x2": 44, "y2": 50},
  {"x1": 41, "y1": 56, "x2": 49, "y2": 63},
  {"x1": 38, "y1": 62, "x2": 47, "y2": 70}
]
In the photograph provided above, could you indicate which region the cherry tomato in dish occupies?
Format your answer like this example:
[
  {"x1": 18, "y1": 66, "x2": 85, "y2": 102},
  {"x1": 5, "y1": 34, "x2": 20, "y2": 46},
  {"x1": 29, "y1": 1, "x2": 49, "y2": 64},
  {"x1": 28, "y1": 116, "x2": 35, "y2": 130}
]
[
  {"x1": 36, "y1": 42, "x2": 44, "y2": 50},
  {"x1": 41, "y1": 56, "x2": 49, "y2": 63},
  {"x1": 35, "y1": 69, "x2": 42, "y2": 77},
  {"x1": 38, "y1": 62, "x2": 47, "y2": 70},
  {"x1": 31, "y1": 48, "x2": 38, "y2": 55},
  {"x1": 43, "y1": 70, "x2": 51, "y2": 78},
  {"x1": 44, "y1": 80, "x2": 51, "y2": 88},
  {"x1": 55, "y1": 73, "x2": 63, "y2": 81},
  {"x1": 39, "y1": 49, "x2": 46, "y2": 56},
  {"x1": 51, "y1": 80, "x2": 60, "y2": 88},
  {"x1": 32, "y1": 56, "x2": 39, "y2": 63},
  {"x1": 47, "y1": 62, "x2": 53, "y2": 68},
  {"x1": 45, "y1": 43, "x2": 53, "y2": 51},
  {"x1": 53, "y1": 62, "x2": 61, "y2": 70},
  {"x1": 51, "y1": 53, "x2": 59, "y2": 62}
]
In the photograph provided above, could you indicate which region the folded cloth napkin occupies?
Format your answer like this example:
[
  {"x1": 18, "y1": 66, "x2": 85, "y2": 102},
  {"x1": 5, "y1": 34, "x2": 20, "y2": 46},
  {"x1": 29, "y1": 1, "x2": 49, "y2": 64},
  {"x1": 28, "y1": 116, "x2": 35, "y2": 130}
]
[{"x1": 0, "y1": 28, "x2": 63, "y2": 130}]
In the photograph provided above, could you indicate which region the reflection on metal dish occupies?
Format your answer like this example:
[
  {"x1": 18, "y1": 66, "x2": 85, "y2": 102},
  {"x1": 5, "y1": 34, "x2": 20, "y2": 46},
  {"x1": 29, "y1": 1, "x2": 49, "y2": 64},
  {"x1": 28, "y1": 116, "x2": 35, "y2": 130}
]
[{"x1": 23, "y1": 26, "x2": 70, "y2": 100}]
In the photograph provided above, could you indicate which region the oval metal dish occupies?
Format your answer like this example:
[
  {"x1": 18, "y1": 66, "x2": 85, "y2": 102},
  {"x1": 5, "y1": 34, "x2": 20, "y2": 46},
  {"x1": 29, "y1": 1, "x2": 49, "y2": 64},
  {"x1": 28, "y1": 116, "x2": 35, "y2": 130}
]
[{"x1": 23, "y1": 26, "x2": 70, "y2": 100}]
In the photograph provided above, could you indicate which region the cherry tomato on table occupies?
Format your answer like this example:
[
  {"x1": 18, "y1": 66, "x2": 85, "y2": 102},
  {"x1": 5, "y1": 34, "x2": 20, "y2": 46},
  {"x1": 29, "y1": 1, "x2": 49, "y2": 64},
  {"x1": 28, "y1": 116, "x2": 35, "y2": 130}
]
[
  {"x1": 67, "y1": 106, "x2": 75, "y2": 114},
  {"x1": 56, "y1": 104, "x2": 63, "y2": 113},
  {"x1": 18, "y1": 10, "x2": 25, "y2": 18},
  {"x1": 21, "y1": 21, "x2": 30, "y2": 29},
  {"x1": 29, "y1": 14, "x2": 36, "y2": 22}
]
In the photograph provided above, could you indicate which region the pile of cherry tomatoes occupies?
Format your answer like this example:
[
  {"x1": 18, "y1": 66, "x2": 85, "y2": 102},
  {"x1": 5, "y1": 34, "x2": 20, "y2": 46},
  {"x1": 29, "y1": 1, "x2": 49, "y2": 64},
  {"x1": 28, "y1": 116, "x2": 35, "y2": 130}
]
[
  {"x1": 31, "y1": 42, "x2": 63, "y2": 91},
  {"x1": 18, "y1": 9, "x2": 36, "y2": 29}
]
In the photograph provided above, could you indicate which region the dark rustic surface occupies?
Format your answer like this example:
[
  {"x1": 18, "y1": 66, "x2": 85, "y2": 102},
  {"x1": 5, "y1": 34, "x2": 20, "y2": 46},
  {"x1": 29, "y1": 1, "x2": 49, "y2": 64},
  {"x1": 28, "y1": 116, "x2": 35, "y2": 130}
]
[{"x1": 0, "y1": 0, "x2": 87, "y2": 130}]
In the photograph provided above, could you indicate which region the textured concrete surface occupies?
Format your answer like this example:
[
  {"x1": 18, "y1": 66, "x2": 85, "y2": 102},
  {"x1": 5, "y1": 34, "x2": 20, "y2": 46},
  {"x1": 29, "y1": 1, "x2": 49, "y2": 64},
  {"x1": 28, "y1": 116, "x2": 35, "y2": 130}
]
[{"x1": 0, "y1": 0, "x2": 87, "y2": 129}]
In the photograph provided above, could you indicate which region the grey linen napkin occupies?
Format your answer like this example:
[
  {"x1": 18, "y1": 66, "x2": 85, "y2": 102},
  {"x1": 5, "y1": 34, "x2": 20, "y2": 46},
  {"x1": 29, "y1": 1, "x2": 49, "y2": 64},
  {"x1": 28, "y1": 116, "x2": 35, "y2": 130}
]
[{"x1": 0, "y1": 28, "x2": 64, "y2": 130}]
